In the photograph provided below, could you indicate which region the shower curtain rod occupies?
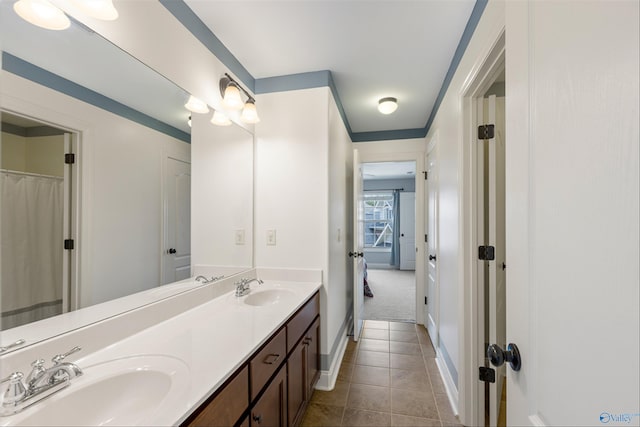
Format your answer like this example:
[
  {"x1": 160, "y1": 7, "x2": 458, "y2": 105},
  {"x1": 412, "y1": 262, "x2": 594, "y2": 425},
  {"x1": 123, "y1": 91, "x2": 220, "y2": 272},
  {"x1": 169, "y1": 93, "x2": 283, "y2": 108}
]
[{"x1": 1, "y1": 169, "x2": 63, "y2": 180}]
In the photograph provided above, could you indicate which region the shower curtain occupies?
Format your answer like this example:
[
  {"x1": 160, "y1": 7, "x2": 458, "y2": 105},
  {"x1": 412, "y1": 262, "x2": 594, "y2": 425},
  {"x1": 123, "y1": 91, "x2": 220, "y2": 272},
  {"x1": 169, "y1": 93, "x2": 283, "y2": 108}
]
[{"x1": 1, "y1": 171, "x2": 64, "y2": 330}]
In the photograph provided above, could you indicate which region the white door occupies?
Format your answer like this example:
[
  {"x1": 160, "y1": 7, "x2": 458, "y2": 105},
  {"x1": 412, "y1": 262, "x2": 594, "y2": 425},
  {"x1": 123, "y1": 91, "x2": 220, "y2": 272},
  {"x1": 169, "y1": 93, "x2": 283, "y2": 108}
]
[
  {"x1": 352, "y1": 149, "x2": 365, "y2": 341},
  {"x1": 481, "y1": 95, "x2": 506, "y2": 427},
  {"x1": 425, "y1": 147, "x2": 438, "y2": 344},
  {"x1": 506, "y1": 2, "x2": 639, "y2": 425},
  {"x1": 162, "y1": 157, "x2": 191, "y2": 284},
  {"x1": 399, "y1": 192, "x2": 415, "y2": 271}
]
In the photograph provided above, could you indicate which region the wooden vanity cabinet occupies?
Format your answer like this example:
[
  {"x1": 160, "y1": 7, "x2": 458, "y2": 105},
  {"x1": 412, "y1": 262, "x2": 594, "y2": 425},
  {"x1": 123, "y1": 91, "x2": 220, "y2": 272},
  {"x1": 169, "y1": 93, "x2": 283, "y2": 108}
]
[
  {"x1": 287, "y1": 316, "x2": 320, "y2": 427},
  {"x1": 182, "y1": 291, "x2": 320, "y2": 427}
]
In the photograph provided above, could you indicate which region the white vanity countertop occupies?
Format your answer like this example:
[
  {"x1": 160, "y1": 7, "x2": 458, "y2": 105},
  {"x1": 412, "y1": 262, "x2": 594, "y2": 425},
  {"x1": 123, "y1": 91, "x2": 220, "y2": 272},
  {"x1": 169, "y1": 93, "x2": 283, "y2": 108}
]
[{"x1": 1, "y1": 278, "x2": 321, "y2": 426}]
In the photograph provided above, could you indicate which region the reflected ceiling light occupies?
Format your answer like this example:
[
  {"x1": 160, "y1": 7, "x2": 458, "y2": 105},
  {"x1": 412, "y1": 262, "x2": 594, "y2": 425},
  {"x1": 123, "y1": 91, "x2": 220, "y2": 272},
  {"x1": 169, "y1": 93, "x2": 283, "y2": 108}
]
[
  {"x1": 13, "y1": 0, "x2": 70, "y2": 30},
  {"x1": 211, "y1": 110, "x2": 232, "y2": 126},
  {"x1": 70, "y1": 0, "x2": 119, "y2": 20},
  {"x1": 240, "y1": 99, "x2": 260, "y2": 124},
  {"x1": 378, "y1": 97, "x2": 398, "y2": 115},
  {"x1": 184, "y1": 95, "x2": 209, "y2": 114},
  {"x1": 219, "y1": 73, "x2": 259, "y2": 122}
]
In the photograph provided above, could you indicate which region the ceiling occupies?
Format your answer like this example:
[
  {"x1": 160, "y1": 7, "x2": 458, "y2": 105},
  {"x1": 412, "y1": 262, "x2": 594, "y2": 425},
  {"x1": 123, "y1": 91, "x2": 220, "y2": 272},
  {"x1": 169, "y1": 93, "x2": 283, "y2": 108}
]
[
  {"x1": 362, "y1": 161, "x2": 416, "y2": 181},
  {"x1": 184, "y1": 0, "x2": 478, "y2": 138}
]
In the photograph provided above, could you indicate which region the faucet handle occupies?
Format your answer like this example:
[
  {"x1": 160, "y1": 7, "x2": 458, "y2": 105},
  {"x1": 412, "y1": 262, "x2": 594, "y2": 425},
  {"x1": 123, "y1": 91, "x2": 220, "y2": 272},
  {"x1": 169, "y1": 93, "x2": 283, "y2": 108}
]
[
  {"x1": 52, "y1": 346, "x2": 81, "y2": 365},
  {"x1": 1, "y1": 372, "x2": 26, "y2": 405},
  {"x1": 26, "y1": 359, "x2": 46, "y2": 385}
]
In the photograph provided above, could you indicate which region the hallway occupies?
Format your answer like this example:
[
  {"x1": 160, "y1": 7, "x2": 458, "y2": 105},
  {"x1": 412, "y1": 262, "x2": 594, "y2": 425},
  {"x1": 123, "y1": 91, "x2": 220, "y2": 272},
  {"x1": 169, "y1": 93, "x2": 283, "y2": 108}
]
[
  {"x1": 362, "y1": 269, "x2": 416, "y2": 323},
  {"x1": 301, "y1": 321, "x2": 460, "y2": 426}
]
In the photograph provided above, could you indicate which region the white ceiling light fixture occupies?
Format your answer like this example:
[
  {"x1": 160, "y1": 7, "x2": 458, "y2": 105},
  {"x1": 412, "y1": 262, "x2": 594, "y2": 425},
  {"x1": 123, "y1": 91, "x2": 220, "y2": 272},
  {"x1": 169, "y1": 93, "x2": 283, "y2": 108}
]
[
  {"x1": 378, "y1": 97, "x2": 398, "y2": 115},
  {"x1": 220, "y1": 73, "x2": 259, "y2": 123},
  {"x1": 187, "y1": 115, "x2": 192, "y2": 128},
  {"x1": 184, "y1": 95, "x2": 209, "y2": 114},
  {"x1": 70, "y1": 0, "x2": 119, "y2": 20},
  {"x1": 211, "y1": 110, "x2": 232, "y2": 126},
  {"x1": 240, "y1": 99, "x2": 260, "y2": 124},
  {"x1": 13, "y1": 0, "x2": 70, "y2": 30}
]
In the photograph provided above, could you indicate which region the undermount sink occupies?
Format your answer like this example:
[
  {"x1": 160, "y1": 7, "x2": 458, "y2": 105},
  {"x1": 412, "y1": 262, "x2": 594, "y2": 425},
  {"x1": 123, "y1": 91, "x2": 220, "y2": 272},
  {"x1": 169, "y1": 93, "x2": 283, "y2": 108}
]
[
  {"x1": 13, "y1": 355, "x2": 189, "y2": 426},
  {"x1": 243, "y1": 289, "x2": 296, "y2": 306}
]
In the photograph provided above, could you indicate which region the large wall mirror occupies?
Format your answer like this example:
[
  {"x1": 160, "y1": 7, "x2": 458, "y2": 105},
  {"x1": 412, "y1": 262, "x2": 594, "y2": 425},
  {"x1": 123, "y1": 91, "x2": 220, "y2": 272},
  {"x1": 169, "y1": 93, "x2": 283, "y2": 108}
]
[{"x1": 0, "y1": 2, "x2": 254, "y2": 352}]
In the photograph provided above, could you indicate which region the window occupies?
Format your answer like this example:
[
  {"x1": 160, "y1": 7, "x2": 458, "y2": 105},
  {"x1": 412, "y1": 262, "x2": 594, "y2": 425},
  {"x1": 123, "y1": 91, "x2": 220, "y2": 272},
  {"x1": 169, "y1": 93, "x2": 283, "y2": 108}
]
[{"x1": 364, "y1": 192, "x2": 394, "y2": 249}]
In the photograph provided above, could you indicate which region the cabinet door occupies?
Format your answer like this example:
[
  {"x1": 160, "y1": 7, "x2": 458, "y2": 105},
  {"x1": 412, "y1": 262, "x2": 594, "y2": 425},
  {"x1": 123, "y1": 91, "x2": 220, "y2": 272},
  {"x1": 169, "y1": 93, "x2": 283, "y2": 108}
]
[
  {"x1": 287, "y1": 338, "x2": 307, "y2": 427},
  {"x1": 305, "y1": 317, "x2": 320, "y2": 397},
  {"x1": 251, "y1": 366, "x2": 287, "y2": 427}
]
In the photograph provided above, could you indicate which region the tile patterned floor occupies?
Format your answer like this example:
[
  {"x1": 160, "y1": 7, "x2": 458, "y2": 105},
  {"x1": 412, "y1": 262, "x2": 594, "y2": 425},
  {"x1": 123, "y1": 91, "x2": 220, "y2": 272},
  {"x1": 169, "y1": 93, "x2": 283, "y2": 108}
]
[{"x1": 301, "y1": 320, "x2": 463, "y2": 427}]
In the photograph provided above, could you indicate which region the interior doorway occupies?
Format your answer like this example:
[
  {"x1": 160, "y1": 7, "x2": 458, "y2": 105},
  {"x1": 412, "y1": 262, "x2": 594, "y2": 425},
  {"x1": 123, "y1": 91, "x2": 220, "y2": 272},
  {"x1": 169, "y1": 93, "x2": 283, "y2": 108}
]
[
  {"x1": 0, "y1": 111, "x2": 78, "y2": 330},
  {"x1": 360, "y1": 161, "x2": 417, "y2": 323}
]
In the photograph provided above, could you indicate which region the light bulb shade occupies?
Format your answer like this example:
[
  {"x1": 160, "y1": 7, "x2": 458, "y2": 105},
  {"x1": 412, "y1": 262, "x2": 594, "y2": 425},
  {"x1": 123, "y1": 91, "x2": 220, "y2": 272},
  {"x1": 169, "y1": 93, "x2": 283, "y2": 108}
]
[
  {"x1": 240, "y1": 100, "x2": 260, "y2": 124},
  {"x1": 222, "y1": 83, "x2": 244, "y2": 111},
  {"x1": 378, "y1": 97, "x2": 398, "y2": 115},
  {"x1": 13, "y1": 0, "x2": 70, "y2": 30},
  {"x1": 211, "y1": 110, "x2": 232, "y2": 126},
  {"x1": 184, "y1": 95, "x2": 209, "y2": 114},
  {"x1": 70, "y1": 0, "x2": 118, "y2": 20}
]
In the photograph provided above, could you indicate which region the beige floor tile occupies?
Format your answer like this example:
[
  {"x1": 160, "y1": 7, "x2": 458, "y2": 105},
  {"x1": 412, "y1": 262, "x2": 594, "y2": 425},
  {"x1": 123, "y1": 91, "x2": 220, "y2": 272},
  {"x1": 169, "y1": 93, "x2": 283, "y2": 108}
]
[
  {"x1": 390, "y1": 353, "x2": 426, "y2": 371},
  {"x1": 356, "y1": 350, "x2": 390, "y2": 368},
  {"x1": 363, "y1": 328, "x2": 390, "y2": 341},
  {"x1": 435, "y1": 393, "x2": 459, "y2": 424},
  {"x1": 391, "y1": 414, "x2": 442, "y2": 426},
  {"x1": 342, "y1": 408, "x2": 392, "y2": 426},
  {"x1": 389, "y1": 322, "x2": 416, "y2": 331},
  {"x1": 391, "y1": 388, "x2": 439, "y2": 419},
  {"x1": 311, "y1": 380, "x2": 350, "y2": 407},
  {"x1": 338, "y1": 361, "x2": 355, "y2": 382},
  {"x1": 347, "y1": 383, "x2": 391, "y2": 412},
  {"x1": 352, "y1": 365, "x2": 390, "y2": 387},
  {"x1": 421, "y1": 343, "x2": 436, "y2": 358},
  {"x1": 343, "y1": 346, "x2": 358, "y2": 364},
  {"x1": 301, "y1": 402, "x2": 345, "y2": 427},
  {"x1": 390, "y1": 330, "x2": 419, "y2": 343},
  {"x1": 390, "y1": 368, "x2": 432, "y2": 391},
  {"x1": 359, "y1": 338, "x2": 390, "y2": 353},
  {"x1": 390, "y1": 341, "x2": 422, "y2": 355},
  {"x1": 364, "y1": 320, "x2": 390, "y2": 330},
  {"x1": 428, "y1": 372, "x2": 446, "y2": 395}
]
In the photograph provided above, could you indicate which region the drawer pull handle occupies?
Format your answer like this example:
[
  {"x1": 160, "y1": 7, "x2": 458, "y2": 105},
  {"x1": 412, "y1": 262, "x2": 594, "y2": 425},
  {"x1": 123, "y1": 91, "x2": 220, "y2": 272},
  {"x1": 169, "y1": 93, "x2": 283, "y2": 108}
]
[
  {"x1": 252, "y1": 414, "x2": 262, "y2": 424},
  {"x1": 263, "y1": 353, "x2": 280, "y2": 365}
]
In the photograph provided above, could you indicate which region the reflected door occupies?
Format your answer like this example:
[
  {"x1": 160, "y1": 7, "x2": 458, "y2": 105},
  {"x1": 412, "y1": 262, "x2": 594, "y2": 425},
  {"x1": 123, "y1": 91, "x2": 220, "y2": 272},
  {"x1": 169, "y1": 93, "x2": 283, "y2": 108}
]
[
  {"x1": 399, "y1": 192, "x2": 416, "y2": 271},
  {"x1": 425, "y1": 147, "x2": 439, "y2": 345},
  {"x1": 163, "y1": 157, "x2": 191, "y2": 284}
]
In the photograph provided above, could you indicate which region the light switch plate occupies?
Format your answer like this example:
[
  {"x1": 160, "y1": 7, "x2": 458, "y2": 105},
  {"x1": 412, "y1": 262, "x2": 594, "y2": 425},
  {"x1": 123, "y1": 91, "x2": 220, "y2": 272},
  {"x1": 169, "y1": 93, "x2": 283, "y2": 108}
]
[
  {"x1": 235, "y1": 229, "x2": 245, "y2": 245},
  {"x1": 266, "y1": 229, "x2": 276, "y2": 246}
]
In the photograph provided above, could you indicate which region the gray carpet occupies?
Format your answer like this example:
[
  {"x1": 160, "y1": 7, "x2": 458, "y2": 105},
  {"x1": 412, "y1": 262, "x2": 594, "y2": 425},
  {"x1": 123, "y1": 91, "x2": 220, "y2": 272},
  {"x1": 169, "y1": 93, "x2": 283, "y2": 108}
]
[{"x1": 362, "y1": 268, "x2": 416, "y2": 322}]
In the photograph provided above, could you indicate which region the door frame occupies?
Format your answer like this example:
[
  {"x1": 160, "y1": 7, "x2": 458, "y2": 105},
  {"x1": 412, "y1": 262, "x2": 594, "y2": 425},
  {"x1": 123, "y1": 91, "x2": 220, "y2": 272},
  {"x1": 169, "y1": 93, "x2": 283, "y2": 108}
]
[
  {"x1": 458, "y1": 30, "x2": 505, "y2": 427},
  {"x1": 356, "y1": 150, "x2": 425, "y2": 326}
]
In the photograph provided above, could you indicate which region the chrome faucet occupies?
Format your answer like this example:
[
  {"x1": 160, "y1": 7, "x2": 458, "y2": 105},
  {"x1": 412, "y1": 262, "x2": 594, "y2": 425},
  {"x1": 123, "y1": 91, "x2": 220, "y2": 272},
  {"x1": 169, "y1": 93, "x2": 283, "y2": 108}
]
[
  {"x1": 0, "y1": 346, "x2": 83, "y2": 416},
  {"x1": 195, "y1": 275, "x2": 225, "y2": 284},
  {"x1": 235, "y1": 277, "x2": 264, "y2": 297}
]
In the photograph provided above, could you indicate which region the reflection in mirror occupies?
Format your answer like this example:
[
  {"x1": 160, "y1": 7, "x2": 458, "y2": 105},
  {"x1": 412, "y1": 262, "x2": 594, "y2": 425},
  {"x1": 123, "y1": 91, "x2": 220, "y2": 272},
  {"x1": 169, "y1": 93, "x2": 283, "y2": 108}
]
[{"x1": 0, "y1": 2, "x2": 254, "y2": 350}]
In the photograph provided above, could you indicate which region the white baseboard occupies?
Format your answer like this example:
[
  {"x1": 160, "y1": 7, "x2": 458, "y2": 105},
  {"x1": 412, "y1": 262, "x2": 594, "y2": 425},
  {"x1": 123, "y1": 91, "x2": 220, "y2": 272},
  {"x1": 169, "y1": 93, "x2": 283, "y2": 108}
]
[
  {"x1": 435, "y1": 349, "x2": 459, "y2": 416},
  {"x1": 315, "y1": 330, "x2": 348, "y2": 391}
]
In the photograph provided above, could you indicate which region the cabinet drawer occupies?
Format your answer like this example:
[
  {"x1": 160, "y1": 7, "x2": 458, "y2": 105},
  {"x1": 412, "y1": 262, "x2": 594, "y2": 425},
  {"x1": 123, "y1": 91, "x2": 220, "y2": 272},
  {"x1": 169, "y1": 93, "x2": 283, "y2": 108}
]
[
  {"x1": 250, "y1": 327, "x2": 286, "y2": 400},
  {"x1": 287, "y1": 292, "x2": 319, "y2": 352},
  {"x1": 187, "y1": 366, "x2": 249, "y2": 427}
]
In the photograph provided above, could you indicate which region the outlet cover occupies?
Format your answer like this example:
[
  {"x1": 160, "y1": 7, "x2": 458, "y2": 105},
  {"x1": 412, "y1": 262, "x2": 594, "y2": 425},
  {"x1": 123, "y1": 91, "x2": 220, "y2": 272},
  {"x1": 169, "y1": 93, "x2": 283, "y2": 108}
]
[{"x1": 266, "y1": 229, "x2": 276, "y2": 246}]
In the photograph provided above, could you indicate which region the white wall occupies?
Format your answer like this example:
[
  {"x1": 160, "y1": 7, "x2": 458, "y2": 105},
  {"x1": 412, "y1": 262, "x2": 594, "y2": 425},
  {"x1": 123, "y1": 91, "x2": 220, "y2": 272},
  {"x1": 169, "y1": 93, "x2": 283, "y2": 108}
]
[
  {"x1": 191, "y1": 114, "x2": 253, "y2": 271},
  {"x1": 256, "y1": 86, "x2": 353, "y2": 373},
  {"x1": 1, "y1": 72, "x2": 190, "y2": 307},
  {"x1": 1, "y1": 132, "x2": 64, "y2": 176}
]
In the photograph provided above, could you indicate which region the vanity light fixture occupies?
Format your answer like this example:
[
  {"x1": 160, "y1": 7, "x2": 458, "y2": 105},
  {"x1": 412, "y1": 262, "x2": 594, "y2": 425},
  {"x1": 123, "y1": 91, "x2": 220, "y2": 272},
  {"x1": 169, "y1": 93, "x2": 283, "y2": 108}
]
[
  {"x1": 211, "y1": 110, "x2": 232, "y2": 126},
  {"x1": 70, "y1": 0, "x2": 118, "y2": 20},
  {"x1": 378, "y1": 97, "x2": 398, "y2": 115},
  {"x1": 184, "y1": 95, "x2": 209, "y2": 114},
  {"x1": 219, "y1": 73, "x2": 260, "y2": 124},
  {"x1": 13, "y1": 0, "x2": 71, "y2": 31}
]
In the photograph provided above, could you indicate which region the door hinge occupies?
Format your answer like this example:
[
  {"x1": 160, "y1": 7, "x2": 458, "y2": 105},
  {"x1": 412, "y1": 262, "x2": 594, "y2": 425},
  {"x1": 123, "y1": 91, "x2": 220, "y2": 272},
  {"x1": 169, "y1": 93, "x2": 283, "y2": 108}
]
[
  {"x1": 424, "y1": 296, "x2": 428, "y2": 305},
  {"x1": 64, "y1": 153, "x2": 75, "y2": 164},
  {"x1": 423, "y1": 171, "x2": 428, "y2": 180},
  {"x1": 478, "y1": 245, "x2": 495, "y2": 260},
  {"x1": 479, "y1": 366, "x2": 496, "y2": 383},
  {"x1": 64, "y1": 239, "x2": 74, "y2": 250},
  {"x1": 477, "y1": 124, "x2": 495, "y2": 140}
]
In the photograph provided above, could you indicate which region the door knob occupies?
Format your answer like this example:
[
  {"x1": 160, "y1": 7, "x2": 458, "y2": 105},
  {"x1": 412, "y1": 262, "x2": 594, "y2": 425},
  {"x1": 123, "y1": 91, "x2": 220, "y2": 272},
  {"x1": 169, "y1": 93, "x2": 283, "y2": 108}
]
[
  {"x1": 168, "y1": 248, "x2": 177, "y2": 254},
  {"x1": 349, "y1": 251, "x2": 356, "y2": 257},
  {"x1": 429, "y1": 254, "x2": 436, "y2": 261},
  {"x1": 487, "y1": 343, "x2": 521, "y2": 371}
]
